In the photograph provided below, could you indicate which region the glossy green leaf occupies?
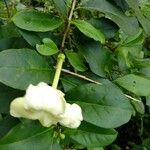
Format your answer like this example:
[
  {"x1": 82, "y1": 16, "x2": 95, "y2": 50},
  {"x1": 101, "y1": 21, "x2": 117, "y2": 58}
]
[
  {"x1": 61, "y1": 75, "x2": 88, "y2": 92},
  {"x1": 0, "y1": 83, "x2": 24, "y2": 113},
  {"x1": 12, "y1": 10, "x2": 63, "y2": 32},
  {"x1": 0, "y1": 49, "x2": 54, "y2": 90},
  {"x1": 66, "y1": 122, "x2": 117, "y2": 147},
  {"x1": 0, "y1": 116, "x2": 19, "y2": 139},
  {"x1": 78, "y1": 41, "x2": 112, "y2": 77},
  {"x1": 65, "y1": 51, "x2": 87, "y2": 72},
  {"x1": 72, "y1": 20, "x2": 105, "y2": 44},
  {"x1": 115, "y1": 74, "x2": 150, "y2": 96},
  {"x1": 36, "y1": 38, "x2": 59, "y2": 56},
  {"x1": 66, "y1": 81, "x2": 132, "y2": 128},
  {"x1": 0, "y1": 122, "x2": 61, "y2": 150},
  {"x1": 89, "y1": 18, "x2": 118, "y2": 39},
  {"x1": 82, "y1": 0, "x2": 139, "y2": 35},
  {"x1": 19, "y1": 30, "x2": 41, "y2": 47}
]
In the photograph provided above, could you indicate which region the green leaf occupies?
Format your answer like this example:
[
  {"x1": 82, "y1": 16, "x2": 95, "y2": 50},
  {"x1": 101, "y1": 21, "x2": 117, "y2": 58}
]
[
  {"x1": 82, "y1": 0, "x2": 139, "y2": 35},
  {"x1": 36, "y1": 38, "x2": 59, "y2": 56},
  {"x1": 142, "y1": 138, "x2": 150, "y2": 150},
  {"x1": 66, "y1": 122, "x2": 117, "y2": 147},
  {"x1": 126, "y1": 0, "x2": 150, "y2": 35},
  {"x1": 53, "y1": 0, "x2": 70, "y2": 18},
  {"x1": 132, "y1": 58, "x2": 150, "y2": 68},
  {"x1": 140, "y1": 67, "x2": 150, "y2": 78},
  {"x1": 0, "y1": 49, "x2": 54, "y2": 90},
  {"x1": 19, "y1": 30, "x2": 41, "y2": 47},
  {"x1": 117, "y1": 46, "x2": 132, "y2": 70},
  {"x1": 0, "y1": 122, "x2": 61, "y2": 150},
  {"x1": 65, "y1": 51, "x2": 87, "y2": 72},
  {"x1": 131, "y1": 100, "x2": 145, "y2": 114},
  {"x1": 72, "y1": 20, "x2": 105, "y2": 44},
  {"x1": 12, "y1": 10, "x2": 63, "y2": 32},
  {"x1": 61, "y1": 75, "x2": 88, "y2": 92},
  {"x1": 66, "y1": 80, "x2": 132, "y2": 128},
  {"x1": 0, "y1": 116, "x2": 19, "y2": 139},
  {"x1": 115, "y1": 74, "x2": 150, "y2": 96},
  {"x1": 116, "y1": 46, "x2": 142, "y2": 71},
  {"x1": 89, "y1": 18, "x2": 118, "y2": 39},
  {"x1": 0, "y1": 23, "x2": 20, "y2": 40},
  {"x1": 78, "y1": 41, "x2": 112, "y2": 77},
  {"x1": 0, "y1": 83, "x2": 24, "y2": 113},
  {"x1": 121, "y1": 28, "x2": 144, "y2": 46}
]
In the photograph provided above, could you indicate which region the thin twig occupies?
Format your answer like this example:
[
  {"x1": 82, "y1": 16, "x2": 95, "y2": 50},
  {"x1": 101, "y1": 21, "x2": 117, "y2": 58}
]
[
  {"x1": 125, "y1": 94, "x2": 141, "y2": 103},
  {"x1": 58, "y1": 67, "x2": 141, "y2": 103},
  {"x1": 3, "y1": 0, "x2": 10, "y2": 18},
  {"x1": 61, "y1": 68, "x2": 102, "y2": 85},
  {"x1": 60, "y1": 0, "x2": 77, "y2": 51}
]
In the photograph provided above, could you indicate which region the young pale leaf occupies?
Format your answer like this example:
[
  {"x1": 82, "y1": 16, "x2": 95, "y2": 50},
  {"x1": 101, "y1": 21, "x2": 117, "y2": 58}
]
[
  {"x1": 0, "y1": 123, "x2": 61, "y2": 150},
  {"x1": 36, "y1": 38, "x2": 59, "y2": 56},
  {"x1": 66, "y1": 80, "x2": 132, "y2": 128},
  {"x1": 82, "y1": 0, "x2": 139, "y2": 35},
  {"x1": 0, "y1": 49, "x2": 54, "y2": 90},
  {"x1": 65, "y1": 122, "x2": 117, "y2": 147},
  {"x1": 65, "y1": 51, "x2": 87, "y2": 72},
  {"x1": 72, "y1": 20, "x2": 105, "y2": 44},
  {"x1": 115, "y1": 74, "x2": 150, "y2": 96},
  {"x1": 12, "y1": 10, "x2": 63, "y2": 32}
]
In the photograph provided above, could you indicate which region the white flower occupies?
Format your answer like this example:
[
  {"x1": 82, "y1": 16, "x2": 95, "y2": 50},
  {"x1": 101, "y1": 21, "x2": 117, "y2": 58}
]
[
  {"x1": 10, "y1": 97, "x2": 58, "y2": 127},
  {"x1": 24, "y1": 82, "x2": 66, "y2": 116},
  {"x1": 10, "y1": 82, "x2": 83, "y2": 128},
  {"x1": 59, "y1": 103, "x2": 83, "y2": 128}
]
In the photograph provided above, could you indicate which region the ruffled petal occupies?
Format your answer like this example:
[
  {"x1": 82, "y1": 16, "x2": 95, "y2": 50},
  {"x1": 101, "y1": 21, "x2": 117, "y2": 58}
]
[
  {"x1": 10, "y1": 97, "x2": 59, "y2": 127},
  {"x1": 24, "y1": 82, "x2": 66, "y2": 116},
  {"x1": 59, "y1": 103, "x2": 83, "y2": 128}
]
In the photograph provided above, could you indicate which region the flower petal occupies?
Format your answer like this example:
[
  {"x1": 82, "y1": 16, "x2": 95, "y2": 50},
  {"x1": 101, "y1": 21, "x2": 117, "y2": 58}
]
[
  {"x1": 10, "y1": 97, "x2": 59, "y2": 127},
  {"x1": 24, "y1": 82, "x2": 66, "y2": 116},
  {"x1": 59, "y1": 103, "x2": 83, "y2": 128}
]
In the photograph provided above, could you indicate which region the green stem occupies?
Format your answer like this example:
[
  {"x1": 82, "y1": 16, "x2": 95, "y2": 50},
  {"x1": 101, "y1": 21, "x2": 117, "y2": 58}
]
[{"x1": 52, "y1": 53, "x2": 65, "y2": 89}]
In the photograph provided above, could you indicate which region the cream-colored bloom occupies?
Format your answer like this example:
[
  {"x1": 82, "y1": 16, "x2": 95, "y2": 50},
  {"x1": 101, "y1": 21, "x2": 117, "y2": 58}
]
[
  {"x1": 10, "y1": 97, "x2": 58, "y2": 127},
  {"x1": 10, "y1": 82, "x2": 83, "y2": 128},
  {"x1": 24, "y1": 82, "x2": 66, "y2": 116},
  {"x1": 59, "y1": 103, "x2": 83, "y2": 128}
]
